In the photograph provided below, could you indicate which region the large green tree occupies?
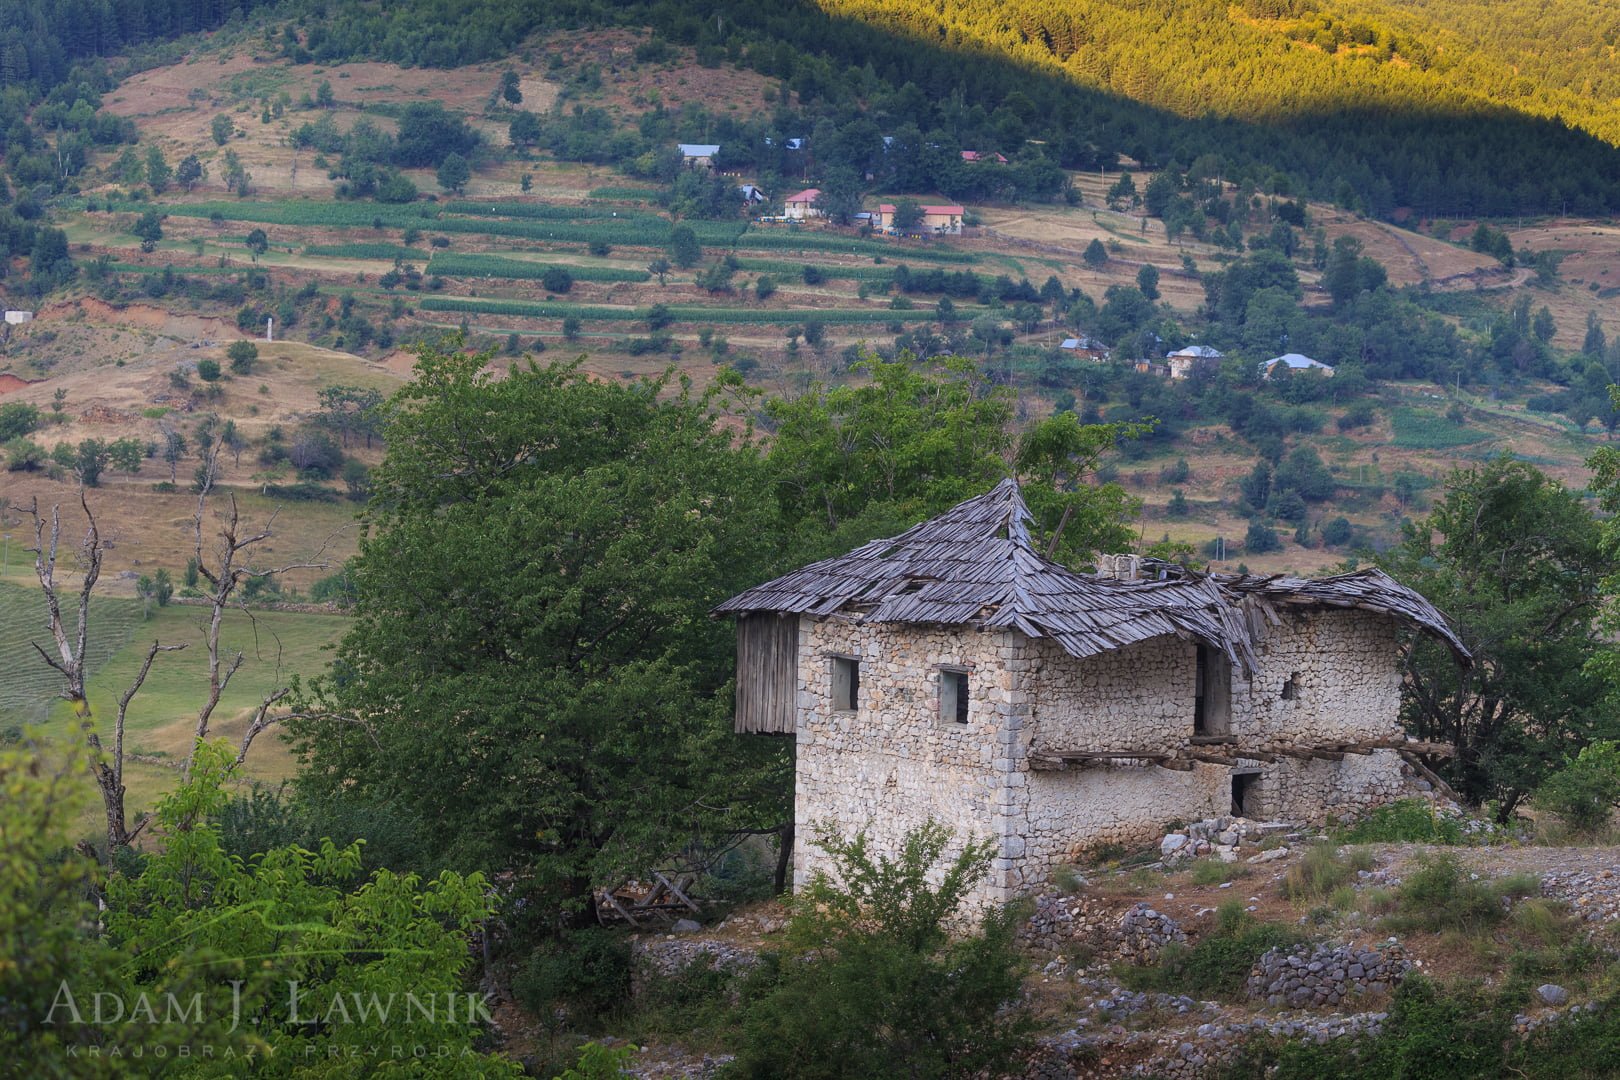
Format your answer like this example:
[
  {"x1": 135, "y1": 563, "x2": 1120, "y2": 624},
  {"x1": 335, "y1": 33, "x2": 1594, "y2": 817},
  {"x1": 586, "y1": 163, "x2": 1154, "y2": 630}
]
[
  {"x1": 290, "y1": 343, "x2": 788, "y2": 917},
  {"x1": 1381, "y1": 455, "x2": 1616, "y2": 816},
  {"x1": 762, "y1": 352, "x2": 1142, "y2": 566}
]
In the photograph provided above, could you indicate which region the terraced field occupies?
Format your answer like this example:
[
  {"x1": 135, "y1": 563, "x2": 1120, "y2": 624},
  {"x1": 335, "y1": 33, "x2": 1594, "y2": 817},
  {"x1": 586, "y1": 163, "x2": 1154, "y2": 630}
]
[{"x1": 0, "y1": 580, "x2": 143, "y2": 730}]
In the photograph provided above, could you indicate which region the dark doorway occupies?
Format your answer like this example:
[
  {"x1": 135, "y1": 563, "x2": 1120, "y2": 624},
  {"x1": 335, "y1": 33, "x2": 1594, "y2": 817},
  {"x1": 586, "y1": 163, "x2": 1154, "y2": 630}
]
[{"x1": 1232, "y1": 772, "x2": 1261, "y2": 817}]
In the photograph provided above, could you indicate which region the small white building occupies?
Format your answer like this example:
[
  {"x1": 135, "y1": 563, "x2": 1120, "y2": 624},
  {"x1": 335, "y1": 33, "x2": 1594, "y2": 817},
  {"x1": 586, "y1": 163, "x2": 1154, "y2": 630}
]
[
  {"x1": 1262, "y1": 353, "x2": 1335, "y2": 379},
  {"x1": 1166, "y1": 344, "x2": 1223, "y2": 379},
  {"x1": 783, "y1": 188, "x2": 823, "y2": 220},
  {"x1": 4, "y1": 311, "x2": 34, "y2": 325},
  {"x1": 739, "y1": 184, "x2": 768, "y2": 206}
]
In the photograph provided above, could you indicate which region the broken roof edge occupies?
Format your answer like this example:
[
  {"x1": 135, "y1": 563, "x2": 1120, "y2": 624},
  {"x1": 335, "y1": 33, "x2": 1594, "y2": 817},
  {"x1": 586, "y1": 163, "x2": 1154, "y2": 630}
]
[
  {"x1": 714, "y1": 480, "x2": 1470, "y2": 673},
  {"x1": 1213, "y1": 567, "x2": 1473, "y2": 667}
]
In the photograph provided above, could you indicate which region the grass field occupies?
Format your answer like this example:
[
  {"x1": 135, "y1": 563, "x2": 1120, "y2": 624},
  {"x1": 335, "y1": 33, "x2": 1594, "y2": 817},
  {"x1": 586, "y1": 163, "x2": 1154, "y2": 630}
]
[
  {"x1": 6, "y1": 586, "x2": 349, "y2": 837},
  {"x1": 1391, "y1": 407, "x2": 1494, "y2": 449},
  {"x1": 0, "y1": 580, "x2": 142, "y2": 730}
]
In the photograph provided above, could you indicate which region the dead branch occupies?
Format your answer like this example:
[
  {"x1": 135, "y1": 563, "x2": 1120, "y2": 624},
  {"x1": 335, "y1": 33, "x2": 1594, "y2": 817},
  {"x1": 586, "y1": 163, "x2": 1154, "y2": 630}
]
[
  {"x1": 232, "y1": 688, "x2": 291, "y2": 769},
  {"x1": 184, "y1": 452, "x2": 330, "y2": 777},
  {"x1": 19, "y1": 491, "x2": 102, "y2": 709}
]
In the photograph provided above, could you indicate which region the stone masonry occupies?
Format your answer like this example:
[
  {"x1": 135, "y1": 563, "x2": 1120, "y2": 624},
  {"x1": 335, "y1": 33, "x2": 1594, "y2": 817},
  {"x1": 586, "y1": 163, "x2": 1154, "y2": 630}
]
[{"x1": 792, "y1": 607, "x2": 1428, "y2": 908}]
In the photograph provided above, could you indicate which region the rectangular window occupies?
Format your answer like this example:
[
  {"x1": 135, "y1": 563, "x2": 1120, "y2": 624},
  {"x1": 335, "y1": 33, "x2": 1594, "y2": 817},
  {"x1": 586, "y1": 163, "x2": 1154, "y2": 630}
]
[
  {"x1": 831, "y1": 656, "x2": 860, "y2": 712},
  {"x1": 939, "y1": 668, "x2": 970, "y2": 725},
  {"x1": 1194, "y1": 645, "x2": 1231, "y2": 736}
]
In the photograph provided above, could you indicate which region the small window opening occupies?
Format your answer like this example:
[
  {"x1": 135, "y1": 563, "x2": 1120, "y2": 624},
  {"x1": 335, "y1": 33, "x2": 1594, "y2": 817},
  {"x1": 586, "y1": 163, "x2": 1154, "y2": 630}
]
[
  {"x1": 1232, "y1": 772, "x2": 1261, "y2": 817},
  {"x1": 1280, "y1": 673, "x2": 1299, "y2": 701},
  {"x1": 831, "y1": 656, "x2": 860, "y2": 712},
  {"x1": 1194, "y1": 646, "x2": 1231, "y2": 736},
  {"x1": 940, "y1": 668, "x2": 970, "y2": 725}
]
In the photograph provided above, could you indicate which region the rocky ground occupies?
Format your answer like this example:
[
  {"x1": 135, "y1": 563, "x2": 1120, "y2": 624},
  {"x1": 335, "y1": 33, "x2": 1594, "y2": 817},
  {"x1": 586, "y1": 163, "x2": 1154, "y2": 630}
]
[{"x1": 538, "y1": 823, "x2": 1620, "y2": 1079}]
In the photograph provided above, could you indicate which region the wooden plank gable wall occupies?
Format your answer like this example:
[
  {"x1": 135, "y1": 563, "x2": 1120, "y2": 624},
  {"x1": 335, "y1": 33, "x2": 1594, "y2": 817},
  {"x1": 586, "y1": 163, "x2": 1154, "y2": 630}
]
[{"x1": 735, "y1": 614, "x2": 797, "y2": 734}]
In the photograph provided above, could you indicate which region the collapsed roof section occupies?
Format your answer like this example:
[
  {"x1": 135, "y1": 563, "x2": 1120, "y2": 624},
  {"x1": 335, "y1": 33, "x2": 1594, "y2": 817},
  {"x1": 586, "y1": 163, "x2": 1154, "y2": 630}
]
[{"x1": 716, "y1": 479, "x2": 1470, "y2": 675}]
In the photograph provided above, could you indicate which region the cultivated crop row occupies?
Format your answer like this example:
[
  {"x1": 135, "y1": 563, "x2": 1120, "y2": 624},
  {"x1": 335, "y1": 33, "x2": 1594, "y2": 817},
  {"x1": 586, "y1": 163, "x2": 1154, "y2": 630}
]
[{"x1": 418, "y1": 296, "x2": 956, "y2": 324}]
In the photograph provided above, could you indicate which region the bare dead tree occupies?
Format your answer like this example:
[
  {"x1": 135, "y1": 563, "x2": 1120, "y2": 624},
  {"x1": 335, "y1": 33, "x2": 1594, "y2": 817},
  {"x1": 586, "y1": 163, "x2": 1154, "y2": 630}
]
[
  {"x1": 16, "y1": 491, "x2": 186, "y2": 861},
  {"x1": 185, "y1": 443, "x2": 330, "y2": 778},
  {"x1": 18, "y1": 451, "x2": 336, "y2": 855}
]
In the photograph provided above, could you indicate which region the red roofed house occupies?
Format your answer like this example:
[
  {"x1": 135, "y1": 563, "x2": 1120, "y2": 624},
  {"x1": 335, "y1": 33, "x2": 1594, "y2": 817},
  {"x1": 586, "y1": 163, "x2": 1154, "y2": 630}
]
[
  {"x1": 783, "y1": 188, "x2": 824, "y2": 220},
  {"x1": 961, "y1": 150, "x2": 1009, "y2": 164},
  {"x1": 873, "y1": 203, "x2": 965, "y2": 236}
]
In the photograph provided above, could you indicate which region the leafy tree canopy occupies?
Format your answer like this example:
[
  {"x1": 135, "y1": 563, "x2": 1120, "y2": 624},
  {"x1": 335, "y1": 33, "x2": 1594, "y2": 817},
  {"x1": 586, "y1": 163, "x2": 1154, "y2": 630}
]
[
  {"x1": 291, "y1": 341, "x2": 790, "y2": 916},
  {"x1": 1382, "y1": 454, "x2": 1616, "y2": 816}
]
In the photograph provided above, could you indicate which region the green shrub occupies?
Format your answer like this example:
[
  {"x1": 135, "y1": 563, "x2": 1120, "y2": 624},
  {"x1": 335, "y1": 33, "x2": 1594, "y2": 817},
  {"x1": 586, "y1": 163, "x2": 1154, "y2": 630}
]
[
  {"x1": 729, "y1": 821, "x2": 1032, "y2": 1079},
  {"x1": 1244, "y1": 520, "x2": 1282, "y2": 554},
  {"x1": 1188, "y1": 858, "x2": 1249, "y2": 886},
  {"x1": 1389, "y1": 853, "x2": 1510, "y2": 934},
  {"x1": 0, "y1": 402, "x2": 41, "y2": 441},
  {"x1": 1534, "y1": 741, "x2": 1620, "y2": 835},
  {"x1": 556, "y1": 1042, "x2": 638, "y2": 1080},
  {"x1": 513, "y1": 929, "x2": 632, "y2": 1032},
  {"x1": 1218, "y1": 977, "x2": 1514, "y2": 1078},
  {"x1": 1122, "y1": 902, "x2": 1301, "y2": 1000},
  {"x1": 1282, "y1": 843, "x2": 1373, "y2": 903},
  {"x1": 261, "y1": 481, "x2": 340, "y2": 502},
  {"x1": 1338, "y1": 799, "x2": 1465, "y2": 844},
  {"x1": 3, "y1": 437, "x2": 46, "y2": 472}
]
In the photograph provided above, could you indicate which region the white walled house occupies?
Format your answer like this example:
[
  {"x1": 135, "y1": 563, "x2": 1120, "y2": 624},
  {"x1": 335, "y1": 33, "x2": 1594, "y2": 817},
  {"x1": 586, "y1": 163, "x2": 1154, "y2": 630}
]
[
  {"x1": 783, "y1": 188, "x2": 824, "y2": 220},
  {"x1": 1166, "y1": 344, "x2": 1223, "y2": 379},
  {"x1": 718, "y1": 481, "x2": 1467, "y2": 906}
]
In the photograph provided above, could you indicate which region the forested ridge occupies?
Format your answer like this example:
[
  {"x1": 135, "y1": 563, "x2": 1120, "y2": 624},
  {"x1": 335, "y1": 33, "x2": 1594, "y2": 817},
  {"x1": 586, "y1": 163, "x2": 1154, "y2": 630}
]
[
  {"x1": 7, "y1": 0, "x2": 1620, "y2": 221},
  {"x1": 263, "y1": 0, "x2": 1620, "y2": 217}
]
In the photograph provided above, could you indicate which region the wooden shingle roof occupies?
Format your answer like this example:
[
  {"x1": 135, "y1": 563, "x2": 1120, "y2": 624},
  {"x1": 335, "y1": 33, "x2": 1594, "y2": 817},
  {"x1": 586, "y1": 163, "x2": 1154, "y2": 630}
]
[{"x1": 717, "y1": 480, "x2": 1470, "y2": 672}]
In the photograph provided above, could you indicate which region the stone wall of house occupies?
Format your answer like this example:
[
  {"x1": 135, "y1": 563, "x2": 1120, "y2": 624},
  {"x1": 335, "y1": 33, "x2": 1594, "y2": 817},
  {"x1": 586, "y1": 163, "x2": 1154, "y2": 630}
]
[
  {"x1": 1235, "y1": 610, "x2": 1403, "y2": 746},
  {"x1": 1257, "y1": 750, "x2": 1410, "y2": 823},
  {"x1": 792, "y1": 615, "x2": 1024, "y2": 906},
  {"x1": 788, "y1": 606, "x2": 1417, "y2": 904},
  {"x1": 1016, "y1": 763, "x2": 1228, "y2": 883},
  {"x1": 1026, "y1": 636, "x2": 1196, "y2": 755}
]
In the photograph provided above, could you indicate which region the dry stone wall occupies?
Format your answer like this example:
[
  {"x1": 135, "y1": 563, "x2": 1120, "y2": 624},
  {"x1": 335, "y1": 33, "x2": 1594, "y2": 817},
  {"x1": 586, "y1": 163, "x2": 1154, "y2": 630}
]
[
  {"x1": 1247, "y1": 940, "x2": 1411, "y2": 1007},
  {"x1": 1234, "y1": 610, "x2": 1403, "y2": 747},
  {"x1": 793, "y1": 616, "x2": 1023, "y2": 904},
  {"x1": 1027, "y1": 636, "x2": 1195, "y2": 755},
  {"x1": 790, "y1": 604, "x2": 1422, "y2": 903},
  {"x1": 1018, "y1": 893, "x2": 1188, "y2": 964}
]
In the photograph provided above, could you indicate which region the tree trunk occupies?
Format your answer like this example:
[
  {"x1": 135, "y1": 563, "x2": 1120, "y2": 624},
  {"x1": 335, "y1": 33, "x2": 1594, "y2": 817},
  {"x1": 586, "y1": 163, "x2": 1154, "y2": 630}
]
[{"x1": 773, "y1": 821, "x2": 794, "y2": 895}]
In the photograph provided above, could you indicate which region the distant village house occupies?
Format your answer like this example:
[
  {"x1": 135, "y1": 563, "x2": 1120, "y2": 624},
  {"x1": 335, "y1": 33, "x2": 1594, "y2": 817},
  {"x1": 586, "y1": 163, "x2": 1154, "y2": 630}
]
[
  {"x1": 1262, "y1": 352, "x2": 1335, "y2": 379},
  {"x1": 1059, "y1": 335, "x2": 1110, "y2": 361},
  {"x1": 783, "y1": 188, "x2": 824, "y2": 220},
  {"x1": 678, "y1": 143, "x2": 720, "y2": 169},
  {"x1": 4, "y1": 310, "x2": 34, "y2": 325},
  {"x1": 960, "y1": 150, "x2": 1009, "y2": 164},
  {"x1": 739, "y1": 184, "x2": 768, "y2": 206},
  {"x1": 719, "y1": 481, "x2": 1467, "y2": 907},
  {"x1": 872, "y1": 203, "x2": 965, "y2": 236},
  {"x1": 1166, "y1": 344, "x2": 1223, "y2": 379}
]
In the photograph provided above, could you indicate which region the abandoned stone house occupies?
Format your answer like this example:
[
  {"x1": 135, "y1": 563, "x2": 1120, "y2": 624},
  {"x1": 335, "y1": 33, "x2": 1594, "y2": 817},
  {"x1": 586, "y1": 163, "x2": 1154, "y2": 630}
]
[{"x1": 716, "y1": 480, "x2": 1468, "y2": 906}]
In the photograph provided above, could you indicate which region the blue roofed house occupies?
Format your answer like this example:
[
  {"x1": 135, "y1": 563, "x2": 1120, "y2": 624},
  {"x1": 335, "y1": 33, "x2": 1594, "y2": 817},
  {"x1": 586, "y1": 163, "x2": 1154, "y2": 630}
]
[
  {"x1": 1059, "y1": 335, "x2": 1111, "y2": 361},
  {"x1": 1166, "y1": 344, "x2": 1223, "y2": 380},
  {"x1": 1262, "y1": 353, "x2": 1335, "y2": 379}
]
